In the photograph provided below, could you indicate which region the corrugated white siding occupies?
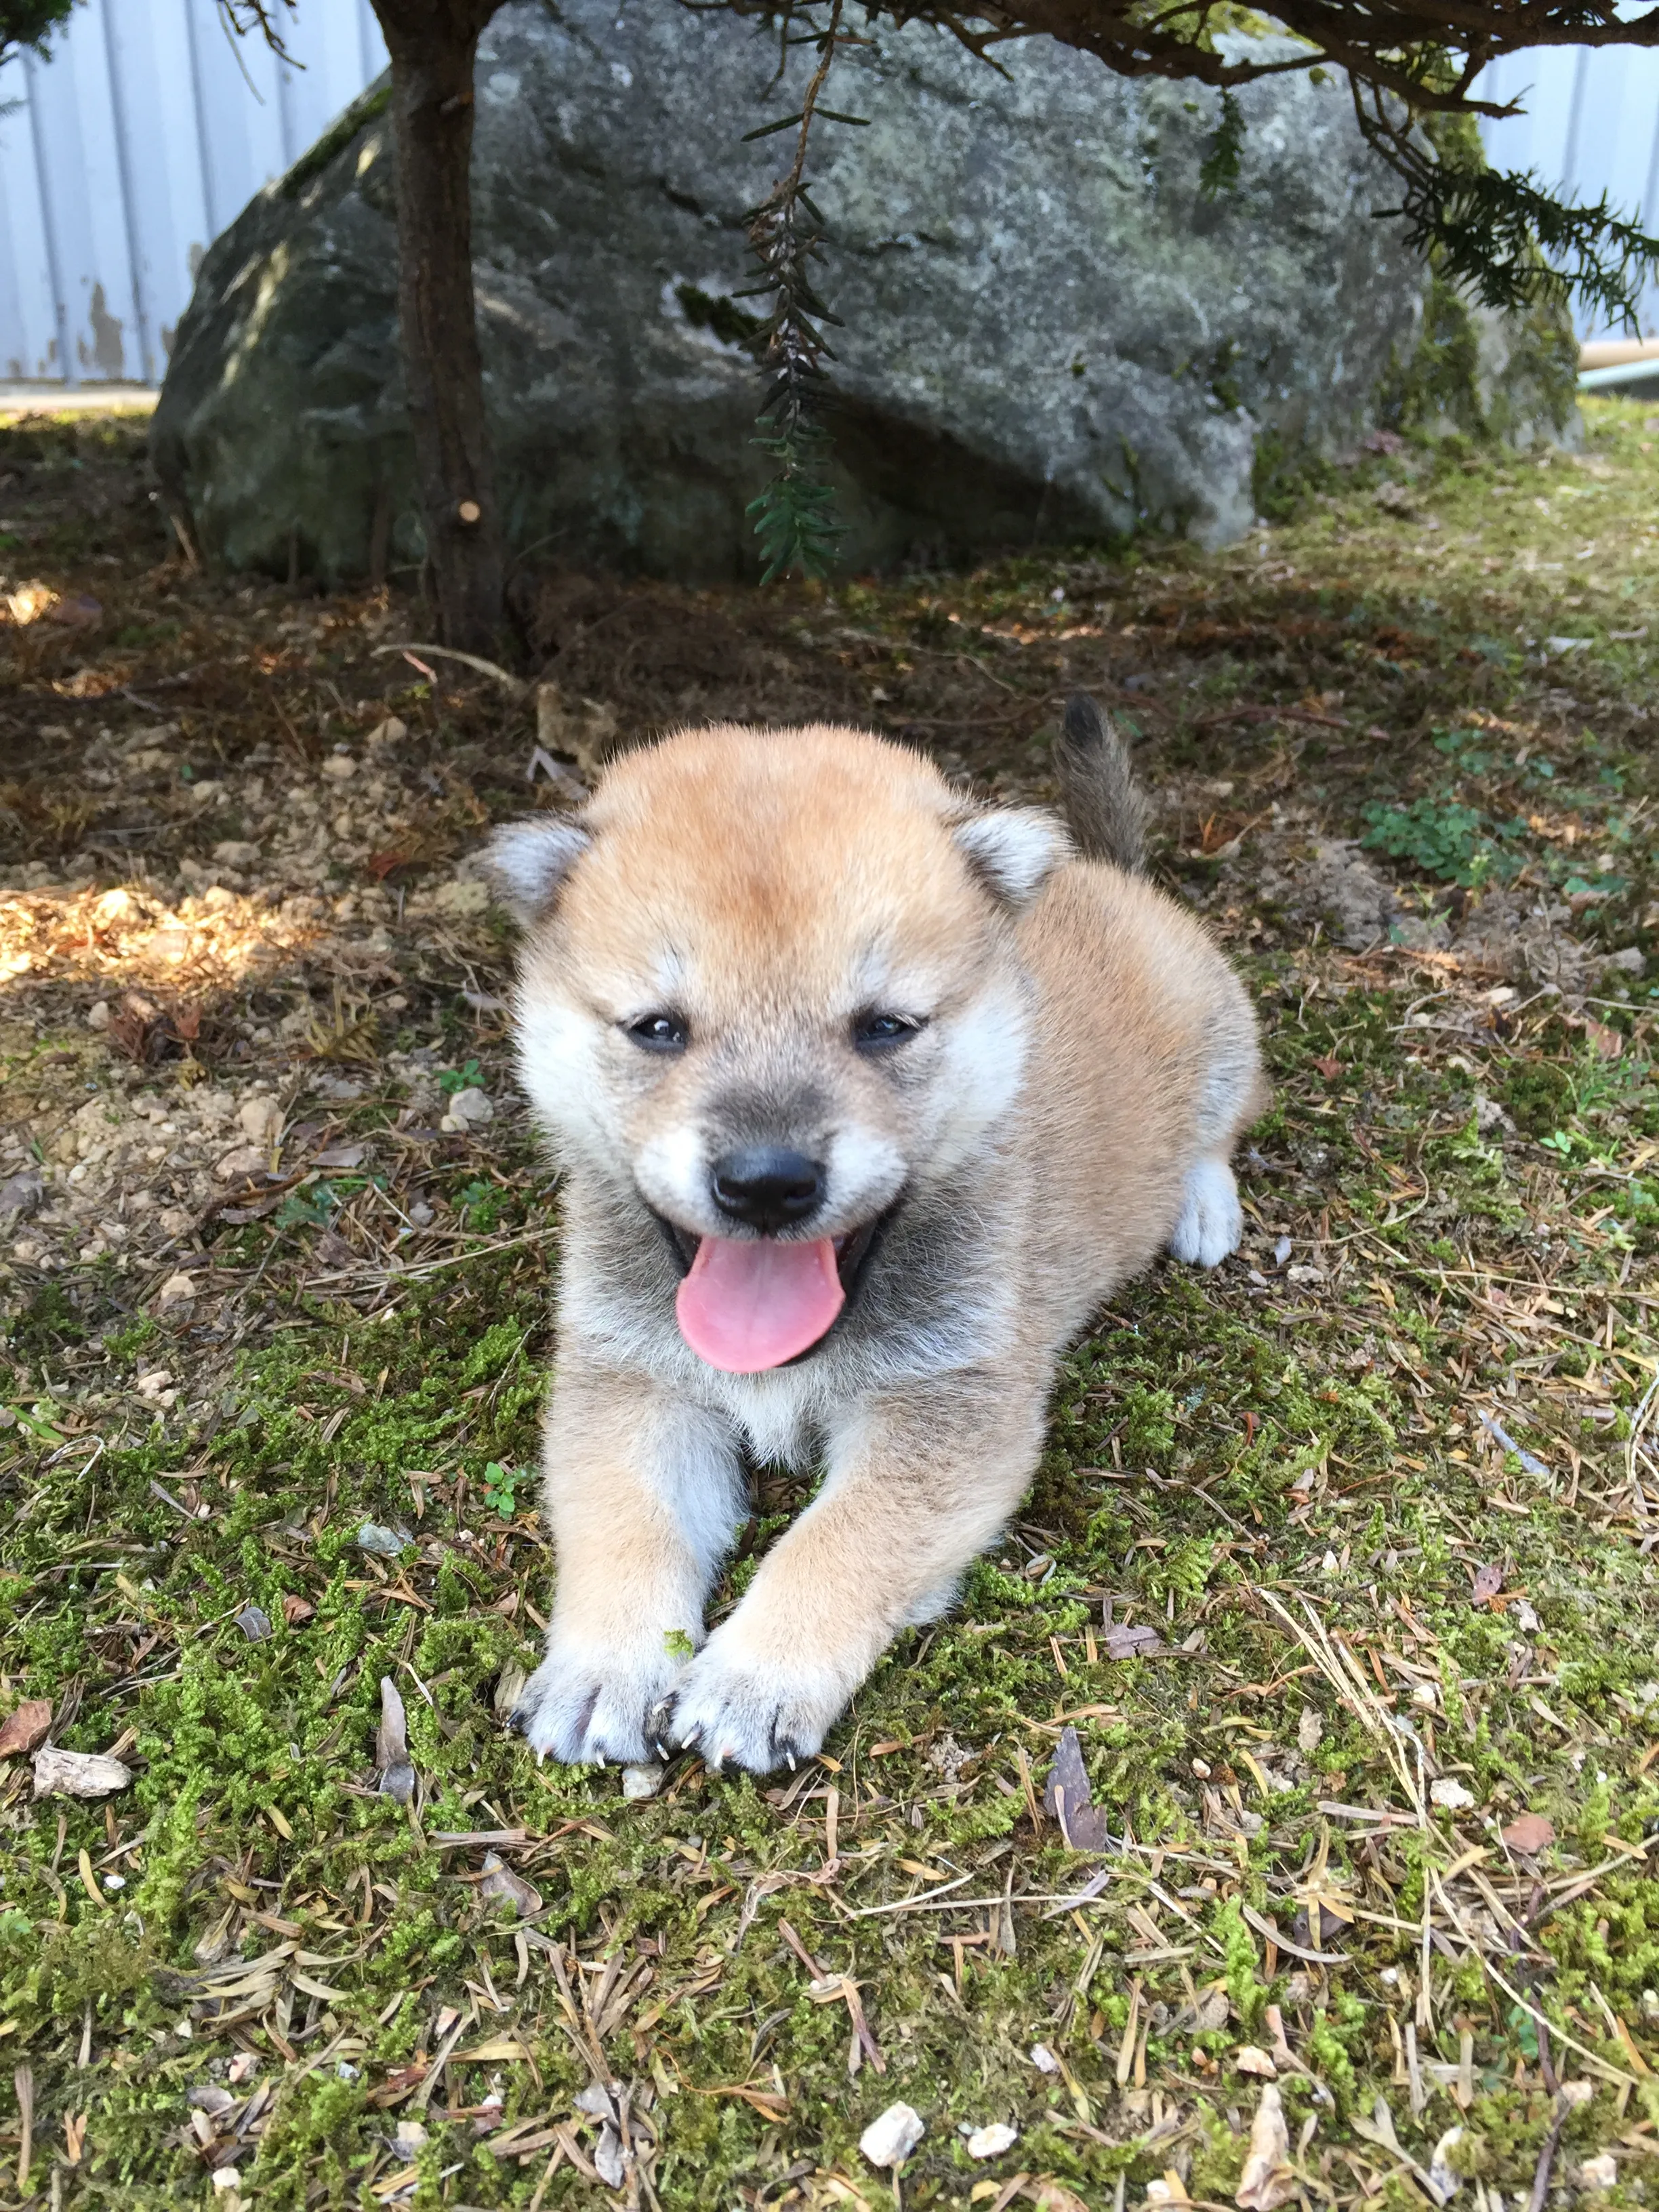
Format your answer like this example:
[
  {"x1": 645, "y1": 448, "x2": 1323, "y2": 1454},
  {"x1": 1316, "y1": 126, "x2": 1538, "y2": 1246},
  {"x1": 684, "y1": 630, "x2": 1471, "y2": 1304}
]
[
  {"x1": 0, "y1": 10, "x2": 1650, "y2": 383},
  {"x1": 1476, "y1": 45, "x2": 1659, "y2": 338},
  {"x1": 0, "y1": 0, "x2": 386, "y2": 384}
]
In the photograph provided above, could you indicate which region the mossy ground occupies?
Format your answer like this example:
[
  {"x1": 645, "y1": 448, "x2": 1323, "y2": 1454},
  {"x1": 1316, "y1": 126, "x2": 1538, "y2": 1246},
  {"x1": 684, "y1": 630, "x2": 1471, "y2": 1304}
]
[{"x1": 1, "y1": 401, "x2": 1657, "y2": 2211}]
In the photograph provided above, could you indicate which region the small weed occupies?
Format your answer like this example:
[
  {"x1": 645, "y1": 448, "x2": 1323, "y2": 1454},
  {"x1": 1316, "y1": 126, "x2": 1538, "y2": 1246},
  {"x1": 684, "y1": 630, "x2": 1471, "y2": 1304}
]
[
  {"x1": 1362, "y1": 793, "x2": 1519, "y2": 887},
  {"x1": 480, "y1": 1460, "x2": 533, "y2": 1519}
]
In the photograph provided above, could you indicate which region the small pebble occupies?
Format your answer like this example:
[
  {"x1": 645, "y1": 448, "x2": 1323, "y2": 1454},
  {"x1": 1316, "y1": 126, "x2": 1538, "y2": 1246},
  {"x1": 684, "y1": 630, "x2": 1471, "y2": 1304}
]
[
  {"x1": 1029, "y1": 2043, "x2": 1059, "y2": 2074},
  {"x1": 356, "y1": 1522, "x2": 413, "y2": 1557},
  {"x1": 966, "y1": 2121, "x2": 1018, "y2": 2158},
  {"x1": 621, "y1": 1762, "x2": 665, "y2": 1801},
  {"x1": 859, "y1": 2102, "x2": 924, "y2": 2170}
]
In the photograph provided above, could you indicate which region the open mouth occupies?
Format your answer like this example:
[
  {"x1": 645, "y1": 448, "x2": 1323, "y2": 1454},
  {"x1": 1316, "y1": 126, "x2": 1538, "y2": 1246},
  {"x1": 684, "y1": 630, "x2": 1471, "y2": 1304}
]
[{"x1": 650, "y1": 1205, "x2": 897, "y2": 1373}]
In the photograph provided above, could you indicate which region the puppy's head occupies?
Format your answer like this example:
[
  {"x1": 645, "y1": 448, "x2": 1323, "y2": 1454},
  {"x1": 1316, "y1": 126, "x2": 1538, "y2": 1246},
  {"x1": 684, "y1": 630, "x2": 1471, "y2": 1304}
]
[{"x1": 490, "y1": 724, "x2": 1068, "y2": 1372}]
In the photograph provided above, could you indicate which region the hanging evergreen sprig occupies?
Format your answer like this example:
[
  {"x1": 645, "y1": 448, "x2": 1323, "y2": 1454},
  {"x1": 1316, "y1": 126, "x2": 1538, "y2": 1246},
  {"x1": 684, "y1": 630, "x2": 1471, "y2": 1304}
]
[
  {"x1": 739, "y1": 0, "x2": 861, "y2": 583},
  {"x1": 1350, "y1": 77, "x2": 1659, "y2": 331}
]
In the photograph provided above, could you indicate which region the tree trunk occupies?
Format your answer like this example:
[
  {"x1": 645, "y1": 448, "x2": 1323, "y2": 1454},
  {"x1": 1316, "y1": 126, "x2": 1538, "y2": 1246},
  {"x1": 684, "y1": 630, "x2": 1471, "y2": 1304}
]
[{"x1": 369, "y1": 0, "x2": 505, "y2": 652}]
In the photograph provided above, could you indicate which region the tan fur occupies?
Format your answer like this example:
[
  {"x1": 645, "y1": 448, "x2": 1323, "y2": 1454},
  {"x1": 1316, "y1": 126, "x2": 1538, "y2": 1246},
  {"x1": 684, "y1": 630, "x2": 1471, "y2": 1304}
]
[{"x1": 491, "y1": 720, "x2": 1264, "y2": 1772}]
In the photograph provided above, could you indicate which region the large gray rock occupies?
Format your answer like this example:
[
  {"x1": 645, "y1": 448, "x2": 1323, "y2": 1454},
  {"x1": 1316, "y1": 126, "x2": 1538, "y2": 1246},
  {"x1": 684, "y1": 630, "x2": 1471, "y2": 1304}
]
[{"x1": 151, "y1": 1, "x2": 1576, "y2": 583}]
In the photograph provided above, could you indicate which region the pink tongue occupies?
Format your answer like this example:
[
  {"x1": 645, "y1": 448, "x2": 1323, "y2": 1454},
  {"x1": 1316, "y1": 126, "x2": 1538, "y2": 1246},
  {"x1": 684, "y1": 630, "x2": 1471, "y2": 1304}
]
[{"x1": 676, "y1": 1235, "x2": 844, "y2": 1372}]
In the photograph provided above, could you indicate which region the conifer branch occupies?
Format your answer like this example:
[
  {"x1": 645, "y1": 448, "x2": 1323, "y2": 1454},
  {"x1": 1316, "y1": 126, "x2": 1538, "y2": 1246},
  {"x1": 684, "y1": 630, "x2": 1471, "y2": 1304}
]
[{"x1": 743, "y1": 0, "x2": 853, "y2": 583}]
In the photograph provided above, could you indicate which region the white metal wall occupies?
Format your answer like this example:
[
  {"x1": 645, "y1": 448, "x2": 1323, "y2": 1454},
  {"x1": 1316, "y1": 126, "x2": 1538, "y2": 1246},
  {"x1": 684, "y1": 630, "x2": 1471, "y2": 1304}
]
[
  {"x1": 0, "y1": 0, "x2": 386, "y2": 386},
  {"x1": 1476, "y1": 45, "x2": 1659, "y2": 339},
  {"x1": 0, "y1": 9, "x2": 1650, "y2": 384}
]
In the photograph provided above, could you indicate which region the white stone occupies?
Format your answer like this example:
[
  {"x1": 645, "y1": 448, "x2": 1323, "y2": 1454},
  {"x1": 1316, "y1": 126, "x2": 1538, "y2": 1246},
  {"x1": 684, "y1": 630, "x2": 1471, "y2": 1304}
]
[
  {"x1": 33, "y1": 1746, "x2": 134, "y2": 1799},
  {"x1": 237, "y1": 1095, "x2": 282, "y2": 1146},
  {"x1": 85, "y1": 1000, "x2": 110, "y2": 1031},
  {"x1": 1029, "y1": 2043, "x2": 1059, "y2": 2073},
  {"x1": 965, "y1": 2122, "x2": 1018, "y2": 2158},
  {"x1": 428, "y1": 878, "x2": 490, "y2": 919},
  {"x1": 1430, "y1": 1778, "x2": 1475, "y2": 1811},
  {"x1": 445, "y1": 1086, "x2": 493, "y2": 1128},
  {"x1": 1580, "y1": 2155, "x2": 1618, "y2": 2189},
  {"x1": 156, "y1": 1272, "x2": 198, "y2": 1310},
  {"x1": 1426, "y1": 2125, "x2": 1463, "y2": 2203},
  {"x1": 621, "y1": 1762, "x2": 665, "y2": 1800},
  {"x1": 214, "y1": 1146, "x2": 267, "y2": 1181},
  {"x1": 859, "y1": 2102, "x2": 924, "y2": 2169}
]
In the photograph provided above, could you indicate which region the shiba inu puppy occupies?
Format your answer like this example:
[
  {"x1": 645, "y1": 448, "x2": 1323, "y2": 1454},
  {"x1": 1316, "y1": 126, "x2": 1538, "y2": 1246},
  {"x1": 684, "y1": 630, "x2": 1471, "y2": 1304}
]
[{"x1": 487, "y1": 696, "x2": 1263, "y2": 1774}]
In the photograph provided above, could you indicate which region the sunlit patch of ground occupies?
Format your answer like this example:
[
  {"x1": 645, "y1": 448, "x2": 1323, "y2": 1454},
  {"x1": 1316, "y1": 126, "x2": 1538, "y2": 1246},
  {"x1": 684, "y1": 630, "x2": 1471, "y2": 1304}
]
[{"x1": 0, "y1": 404, "x2": 1654, "y2": 2211}]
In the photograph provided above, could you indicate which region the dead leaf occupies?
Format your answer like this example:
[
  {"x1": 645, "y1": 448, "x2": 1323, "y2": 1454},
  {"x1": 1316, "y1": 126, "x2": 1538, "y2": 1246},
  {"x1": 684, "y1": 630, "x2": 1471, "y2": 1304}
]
[
  {"x1": 1234, "y1": 2045, "x2": 1279, "y2": 2077},
  {"x1": 492, "y1": 1662, "x2": 527, "y2": 1721},
  {"x1": 1042, "y1": 1724, "x2": 1112, "y2": 1849},
  {"x1": 451, "y1": 2036, "x2": 534, "y2": 2063},
  {"x1": 280, "y1": 1595, "x2": 314, "y2": 1627},
  {"x1": 377, "y1": 1675, "x2": 415, "y2": 1804},
  {"x1": 1235, "y1": 2083, "x2": 1296, "y2": 2211},
  {"x1": 479, "y1": 1851, "x2": 543, "y2": 1918},
  {"x1": 217, "y1": 1193, "x2": 290, "y2": 1225},
  {"x1": 0, "y1": 1700, "x2": 53, "y2": 1759},
  {"x1": 1502, "y1": 1812, "x2": 1555, "y2": 1854},
  {"x1": 1471, "y1": 1562, "x2": 1503, "y2": 1605},
  {"x1": 1036, "y1": 2186, "x2": 1092, "y2": 2212},
  {"x1": 1584, "y1": 1020, "x2": 1623, "y2": 1061},
  {"x1": 1313, "y1": 1055, "x2": 1342, "y2": 1081},
  {"x1": 47, "y1": 592, "x2": 102, "y2": 628},
  {"x1": 33, "y1": 1746, "x2": 133, "y2": 1799},
  {"x1": 1105, "y1": 1622, "x2": 1166, "y2": 1661}
]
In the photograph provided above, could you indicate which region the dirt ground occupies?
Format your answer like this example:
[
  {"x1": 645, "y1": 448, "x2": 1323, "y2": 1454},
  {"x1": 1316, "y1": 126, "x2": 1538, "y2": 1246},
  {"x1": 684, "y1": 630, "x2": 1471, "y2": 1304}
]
[{"x1": 0, "y1": 403, "x2": 1656, "y2": 2212}]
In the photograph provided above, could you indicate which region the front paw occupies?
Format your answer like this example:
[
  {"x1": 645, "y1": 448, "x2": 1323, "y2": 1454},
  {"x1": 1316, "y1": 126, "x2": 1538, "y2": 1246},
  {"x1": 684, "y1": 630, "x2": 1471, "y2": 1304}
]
[
  {"x1": 510, "y1": 1631, "x2": 687, "y2": 1767},
  {"x1": 1168, "y1": 1154, "x2": 1243, "y2": 1267},
  {"x1": 667, "y1": 1630, "x2": 855, "y2": 1775}
]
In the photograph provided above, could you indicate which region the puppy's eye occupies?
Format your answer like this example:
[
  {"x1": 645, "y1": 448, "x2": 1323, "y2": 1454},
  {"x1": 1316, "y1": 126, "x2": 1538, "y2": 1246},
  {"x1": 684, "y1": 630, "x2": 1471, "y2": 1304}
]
[
  {"x1": 854, "y1": 1011, "x2": 922, "y2": 1052},
  {"x1": 626, "y1": 1012, "x2": 689, "y2": 1052}
]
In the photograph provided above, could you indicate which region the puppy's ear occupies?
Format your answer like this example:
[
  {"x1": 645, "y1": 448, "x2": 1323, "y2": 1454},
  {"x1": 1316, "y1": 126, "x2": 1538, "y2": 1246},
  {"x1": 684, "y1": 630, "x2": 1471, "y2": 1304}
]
[
  {"x1": 951, "y1": 806, "x2": 1071, "y2": 912},
  {"x1": 485, "y1": 817, "x2": 593, "y2": 923}
]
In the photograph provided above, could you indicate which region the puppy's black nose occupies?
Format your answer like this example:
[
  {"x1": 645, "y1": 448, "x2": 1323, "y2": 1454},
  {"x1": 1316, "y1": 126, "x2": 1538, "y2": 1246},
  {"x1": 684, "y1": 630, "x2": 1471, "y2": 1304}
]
[{"x1": 710, "y1": 1147, "x2": 825, "y2": 1233}]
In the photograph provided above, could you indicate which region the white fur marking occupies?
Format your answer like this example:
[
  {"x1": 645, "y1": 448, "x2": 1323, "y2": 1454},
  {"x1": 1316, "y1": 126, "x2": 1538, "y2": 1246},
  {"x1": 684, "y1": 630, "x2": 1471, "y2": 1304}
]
[
  {"x1": 928, "y1": 978, "x2": 1030, "y2": 1173},
  {"x1": 1168, "y1": 1154, "x2": 1243, "y2": 1267},
  {"x1": 824, "y1": 1124, "x2": 905, "y2": 1225},
  {"x1": 488, "y1": 819, "x2": 591, "y2": 918},
  {"x1": 953, "y1": 808, "x2": 1069, "y2": 909},
  {"x1": 635, "y1": 1122, "x2": 710, "y2": 1222}
]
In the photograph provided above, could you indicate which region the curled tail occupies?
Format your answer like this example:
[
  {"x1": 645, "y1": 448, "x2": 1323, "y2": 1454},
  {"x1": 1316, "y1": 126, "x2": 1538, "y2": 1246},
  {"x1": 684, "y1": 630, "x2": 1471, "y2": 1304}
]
[{"x1": 1054, "y1": 691, "x2": 1146, "y2": 875}]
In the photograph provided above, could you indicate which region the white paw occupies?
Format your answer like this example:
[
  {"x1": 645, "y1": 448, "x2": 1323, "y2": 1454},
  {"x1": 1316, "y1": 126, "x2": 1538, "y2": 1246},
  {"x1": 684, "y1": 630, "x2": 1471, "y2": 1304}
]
[
  {"x1": 510, "y1": 1631, "x2": 690, "y2": 1767},
  {"x1": 667, "y1": 1626, "x2": 855, "y2": 1775},
  {"x1": 1168, "y1": 1155, "x2": 1243, "y2": 1267}
]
